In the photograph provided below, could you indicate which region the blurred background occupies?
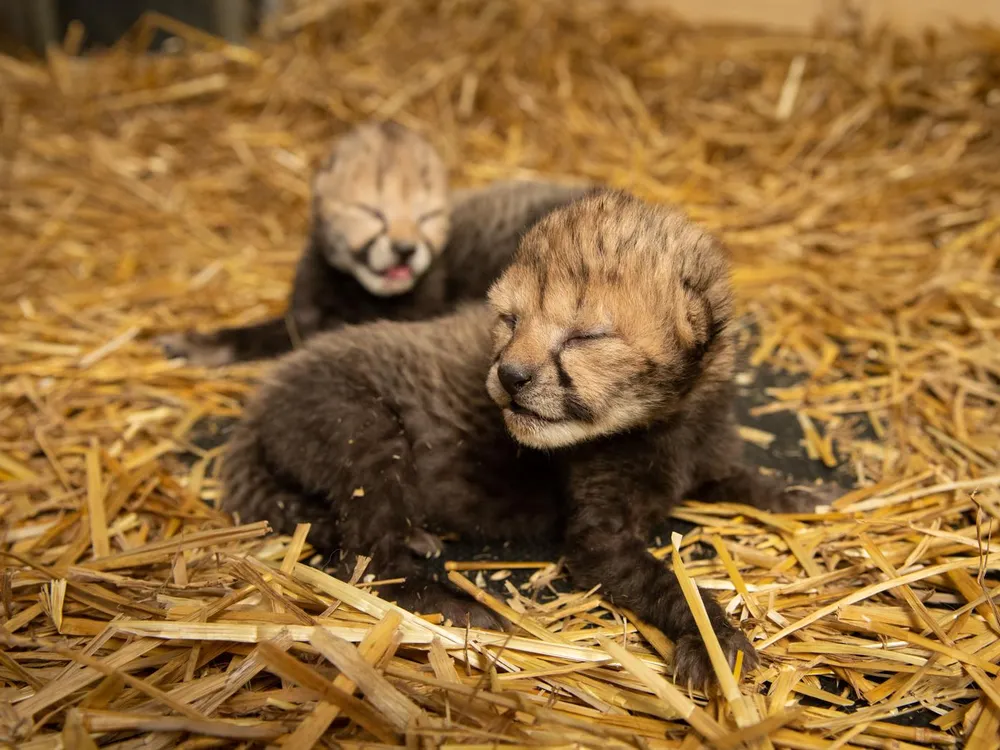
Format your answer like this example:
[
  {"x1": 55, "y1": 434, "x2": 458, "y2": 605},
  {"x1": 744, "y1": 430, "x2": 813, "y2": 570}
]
[{"x1": 2, "y1": 0, "x2": 1000, "y2": 52}]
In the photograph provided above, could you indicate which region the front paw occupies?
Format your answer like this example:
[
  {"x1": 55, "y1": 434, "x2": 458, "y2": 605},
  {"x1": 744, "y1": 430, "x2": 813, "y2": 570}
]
[
  {"x1": 157, "y1": 331, "x2": 234, "y2": 367},
  {"x1": 672, "y1": 626, "x2": 759, "y2": 690},
  {"x1": 394, "y1": 584, "x2": 507, "y2": 631},
  {"x1": 777, "y1": 482, "x2": 838, "y2": 513},
  {"x1": 406, "y1": 528, "x2": 444, "y2": 559}
]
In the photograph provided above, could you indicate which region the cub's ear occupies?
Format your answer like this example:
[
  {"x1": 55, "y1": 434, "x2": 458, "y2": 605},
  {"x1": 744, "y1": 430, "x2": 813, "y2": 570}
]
[
  {"x1": 375, "y1": 120, "x2": 409, "y2": 139},
  {"x1": 311, "y1": 151, "x2": 343, "y2": 218},
  {"x1": 313, "y1": 149, "x2": 338, "y2": 187}
]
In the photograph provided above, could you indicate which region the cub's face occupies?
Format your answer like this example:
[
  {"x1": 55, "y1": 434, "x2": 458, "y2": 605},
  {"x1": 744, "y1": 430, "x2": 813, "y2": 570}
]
[
  {"x1": 312, "y1": 122, "x2": 450, "y2": 297},
  {"x1": 486, "y1": 191, "x2": 734, "y2": 450}
]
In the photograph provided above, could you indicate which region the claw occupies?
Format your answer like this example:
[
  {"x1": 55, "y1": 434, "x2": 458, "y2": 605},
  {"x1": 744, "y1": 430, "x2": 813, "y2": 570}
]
[
  {"x1": 672, "y1": 627, "x2": 759, "y2": 690},
  {"x1": 155, "y1": 331, "x2": 234, "y2": 367},
  {"x1": 406, "y1": 528, "x2": 444, "y2": 559}
]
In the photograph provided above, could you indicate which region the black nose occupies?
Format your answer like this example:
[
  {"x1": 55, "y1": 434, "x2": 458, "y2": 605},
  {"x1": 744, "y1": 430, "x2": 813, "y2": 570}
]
[
  {"x1": 393, "y1": 242, "x2": 417, "y2": 261},
  {"x1": 498, "y1": 363, "x2": 532, "y2": 396}
]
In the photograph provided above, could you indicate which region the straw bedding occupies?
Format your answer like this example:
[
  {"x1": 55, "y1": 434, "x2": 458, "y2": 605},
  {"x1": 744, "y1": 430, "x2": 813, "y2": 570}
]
[{"x1": 1, "y1": 1, "x2": 999, "y2": 747}]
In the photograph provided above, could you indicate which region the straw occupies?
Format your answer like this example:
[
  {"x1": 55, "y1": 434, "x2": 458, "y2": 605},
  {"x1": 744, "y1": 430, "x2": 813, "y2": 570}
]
[{"x1": 1, "y1": 0, "x2": 998, "y2": 746}]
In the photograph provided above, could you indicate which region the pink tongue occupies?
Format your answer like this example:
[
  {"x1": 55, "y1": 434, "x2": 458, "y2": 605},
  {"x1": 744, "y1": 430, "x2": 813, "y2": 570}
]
[{"x1": 384, "y1": 265, "x2": 412, "y2": 281}]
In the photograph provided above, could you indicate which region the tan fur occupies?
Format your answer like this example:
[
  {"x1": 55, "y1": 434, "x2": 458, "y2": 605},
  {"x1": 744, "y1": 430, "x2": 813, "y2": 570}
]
[
  {"x1": 486, "y1": 190, "x2": 734, "y2": 448},
  {"x1": 313, "y1": 122, "x2": 450, "y2": 296}
]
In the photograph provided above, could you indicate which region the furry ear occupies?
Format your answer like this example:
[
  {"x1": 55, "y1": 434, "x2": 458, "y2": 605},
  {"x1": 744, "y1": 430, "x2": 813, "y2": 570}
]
[
  {"x1": 313, "y1": 149, "x2": 338, "y2": 189},
  {"x1": 685, "y1": 287, "x2": 725, "y2": 366},
  {"x1": 673, "y1": 283, "x2": 698, "y2": 350},
  {"x1": 311, "y1": 148, "x2": 344, "y2": 219},
  {"x1": 375, "y1": 120, "x2": 409, "y2": 140},
  {"x1": 319, "y1": 148, "x2": 337, "y2": 171}
]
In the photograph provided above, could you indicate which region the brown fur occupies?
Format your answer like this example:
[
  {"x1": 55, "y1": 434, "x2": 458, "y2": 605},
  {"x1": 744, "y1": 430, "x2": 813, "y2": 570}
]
[
  {"x1": 220, "y1": 190, "x2": 826, "y2": 688},
  {"x1": 159, "y1": 121, "x2": 589, "y2": 365}
]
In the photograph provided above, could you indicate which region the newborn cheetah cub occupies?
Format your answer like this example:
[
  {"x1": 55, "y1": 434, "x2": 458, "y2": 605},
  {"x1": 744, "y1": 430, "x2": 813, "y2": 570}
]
[
  {"x1": 220, "y1": 190, "x2": 824, "y2": 688},
  {"x1": 159, "y1": 120, "x2": 587, "y2": 365}
]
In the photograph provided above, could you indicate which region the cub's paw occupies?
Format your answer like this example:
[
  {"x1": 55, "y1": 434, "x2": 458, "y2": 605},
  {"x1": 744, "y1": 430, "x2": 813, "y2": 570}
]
[
  {"x1": 436, "y1": 597, "x2": 506, "y2": 631},
  {"x1": 777, "y1": 482, "x2": 839, "y2": 513},
  {"x1": 406, "y1": 528, "x2": 444, "y2": 559},
  {"x1": 672, "y1": 626, "x2": 759, "y2": 691},
  {"x1": 157, "y1": 331, "x2": 234, "y2": 367},
  {"x1": 395, "y1": 584, "x2": 507, "y2": 631}
]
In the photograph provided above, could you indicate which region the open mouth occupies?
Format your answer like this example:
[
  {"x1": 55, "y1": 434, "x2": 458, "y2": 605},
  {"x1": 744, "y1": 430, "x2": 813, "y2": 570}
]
[{"x1": 380, "y1": 264, "x2": 413, "y2": 282}]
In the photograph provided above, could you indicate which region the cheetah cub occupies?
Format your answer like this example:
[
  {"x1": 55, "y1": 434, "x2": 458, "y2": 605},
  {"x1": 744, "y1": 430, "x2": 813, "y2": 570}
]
[
  {"x1": 220, "y1": 190, "x2": 825, "y2": 688},
  {"x1": 159, "y1": 120, "x2": 588, "y2": 365}
]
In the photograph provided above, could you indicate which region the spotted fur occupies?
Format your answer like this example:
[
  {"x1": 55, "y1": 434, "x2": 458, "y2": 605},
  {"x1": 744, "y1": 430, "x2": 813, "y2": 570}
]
[{"x1": 220, "y1": 190, "x2": 828, "y2": 688}]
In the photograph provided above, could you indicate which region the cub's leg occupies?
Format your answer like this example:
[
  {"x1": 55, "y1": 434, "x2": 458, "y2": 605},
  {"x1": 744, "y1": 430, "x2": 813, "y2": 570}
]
[
  {"x1": 159, "y1": 251, "x2": 328, "y2": 366},
  {"x1": 564, "y1": 461, "x2": 758, "y2": 690},
  {"x1": 689, "y1": 412, "x2": 836, "y2": 513},
  {"x1": 159, "y1": 316, "x2": 296, "y2": 365},
  {"x1": 691, "y1": 465, "x2": 835, "y2": 513},
  {"x1": 221, "y1": 382, "x2": 501, "y2": 629}
]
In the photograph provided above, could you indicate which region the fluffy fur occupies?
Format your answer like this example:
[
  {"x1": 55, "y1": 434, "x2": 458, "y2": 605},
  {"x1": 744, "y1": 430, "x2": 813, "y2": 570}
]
[
  {"x1": 220, "y1": 191, "x2": 826, "y2": 688},
  {"x1": 159, "y1": 121, "x2": 588, "y2": 365}
]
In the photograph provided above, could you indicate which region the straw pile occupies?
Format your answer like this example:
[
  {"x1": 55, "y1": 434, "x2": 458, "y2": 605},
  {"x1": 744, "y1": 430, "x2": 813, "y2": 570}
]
[{"x1": 1, "y1": 1, "x2": 998, "y2": 747}]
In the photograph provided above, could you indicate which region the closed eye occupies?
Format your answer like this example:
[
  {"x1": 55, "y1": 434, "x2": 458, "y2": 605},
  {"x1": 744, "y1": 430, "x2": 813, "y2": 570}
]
[
  {"x1": 564, "y1": 331, "x2": 611, "y2": 346},
  {"x1": 351, "y1": 233, "x2": 385, "y2": 257},
  {"x1": 351, "y1": 203, "x2": 388, "y2": 226},
  {"x1": 500, "y1": 313, "x2": 518, "y2": 330},
  {"x1": 418, "y1": 208, "x2": 446, "y2": 224}
]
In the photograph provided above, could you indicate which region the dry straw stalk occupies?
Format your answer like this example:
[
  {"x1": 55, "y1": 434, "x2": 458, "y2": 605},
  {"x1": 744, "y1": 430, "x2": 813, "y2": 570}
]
[{"x1": 1, "y1": 0, "x2": 998, "y2": 747}]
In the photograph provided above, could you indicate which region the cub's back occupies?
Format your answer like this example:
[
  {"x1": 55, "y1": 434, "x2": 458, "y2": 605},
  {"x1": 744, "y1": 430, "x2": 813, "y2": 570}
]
[
  {"x1": 442, "y1": 180, "x2": 591, "y2": 300},
  {"x1": 252, "y1": 304, "x2": 497, "y2": 429}
]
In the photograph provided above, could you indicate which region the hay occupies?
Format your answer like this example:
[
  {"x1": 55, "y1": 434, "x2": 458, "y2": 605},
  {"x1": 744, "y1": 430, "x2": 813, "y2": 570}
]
[{"x1": 1, "y1": 0, "x2": 998, "y2": 746}]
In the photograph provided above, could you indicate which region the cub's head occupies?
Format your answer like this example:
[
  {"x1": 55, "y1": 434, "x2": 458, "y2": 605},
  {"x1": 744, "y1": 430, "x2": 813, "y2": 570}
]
[
  {"x1": 311, "y1": 121, "x2": 450, "y2": 296},
  {"x1": 486, "y1": 190, "x2": 734, "y2": 449}
]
